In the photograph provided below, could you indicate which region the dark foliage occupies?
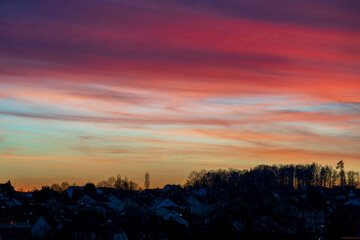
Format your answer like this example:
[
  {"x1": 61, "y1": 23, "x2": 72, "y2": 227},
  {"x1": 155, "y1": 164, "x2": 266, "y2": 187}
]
[{"x1": 84, "y1": 182, "x2": 96, "y2": 195}]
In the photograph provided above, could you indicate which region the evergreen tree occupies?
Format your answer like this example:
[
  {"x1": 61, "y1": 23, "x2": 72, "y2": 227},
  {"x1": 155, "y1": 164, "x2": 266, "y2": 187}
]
[
  {"x1": 144, "y1": 172, "x2": 150, "y2": 189},
  {"x1": 336, "y1": 160, "x2": 346, "y2": 186}
]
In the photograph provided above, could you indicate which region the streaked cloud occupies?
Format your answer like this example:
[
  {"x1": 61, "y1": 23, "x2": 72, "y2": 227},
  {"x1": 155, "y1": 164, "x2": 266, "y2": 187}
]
[{"x1": 0, "y1": 0, "x2": 359, "y2": 190}]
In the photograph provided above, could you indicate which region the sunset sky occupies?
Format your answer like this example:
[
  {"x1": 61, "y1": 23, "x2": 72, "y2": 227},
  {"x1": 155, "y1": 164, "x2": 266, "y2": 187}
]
[{"x1": 0, "y1": 0, "x2": 359, "y2": 190}]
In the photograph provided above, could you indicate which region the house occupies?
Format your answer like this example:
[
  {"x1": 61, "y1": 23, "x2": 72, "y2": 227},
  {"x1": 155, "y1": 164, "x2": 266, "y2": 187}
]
[
  {"x1": 0, "y1": 224, "x2": 31, "y2": 240},
  {"x1": 253, "y1": 216, "x2": 280, "y2": 232},
  {"x1": 15, "y1": 191, "x2": 33, "y2": 199},
  {"x1": 301, "y1": 210, "x2": 325, "y2": 233},
  {"x1": 31, "y1": 217, "x2": 51, "y2": 239},
  {"x1": 344, "y1": 199, "x2": 360, "y2": 206},
  {"x1": 195, "y1": 188, "x2": 207, "y2": 197},
  {"x1": 77, "y1": 195, "x2": 96, "y2": 205},
  {"x1": 161, "y1": 210, "x2": 189, "y2": 228},
  {"x1": 118, "y1": 198, "x2": 140, "y2": 212},
  {"x1": 87, "y1": 205, "x2": 109, "y2": 216},
  {"x1": 113, "y1": 229, "x2": 128, "y2": 240},
  {"x1": 163, "y1": 210, "x2": 181, "y2": 220},
  {"x1": 97, "y1": 187, "x2": 118, "y2": 195},
  {"x1": 139, "y1": 188, "x2": 163, "y2": 198},
  {"x1": 174, "y1": 216, "x2": 189, "y2": 228},
  {"x1": 162, "y1": 185, "x2": 183, "y2": 196},
  {"x1": 155, "y1": 207, "x2": 170, "y2": 217},
  {"x1": 185, "y1": 196, "x2": 214, "y2": 216},
  {"x1": 13, "y1": 198, "x2": 23, "y2": 206},
  {"x1": 348, "y1": 190, "x2": 356, "y2": 199},
  {"x1": 186, "y1": 196, "x2": 202, "y2": 208},
  {"x1": 96, "y1": 188, "x2": 103, "y2": 195},
  {"x1": 153, "y1": 198, "x2": 179, "y2": 209},
  {"x1": 105, "y1": 196, "x2": 123, "y2": 212},
  {"x1": 232, "y1": 220, "x2": 245, "y2": 232},
  {"x1": 109, "y1": 195, "x2": 122, "y2": 203},
  {"x1": 332, "y1": 186, "x2": 347, "y2": 195},
  {"x1": 3, "y1": 200, "x2": 15, "y2": 208},
  {"x1": 24, "y1": 192, "x2": 33, "y2": 198},
  {"x1": 3, "y1": 198, "x2": 22, "y2": 208},
  {"x1": 64, "y1": 186, "x2": 84, "y2": 198}
]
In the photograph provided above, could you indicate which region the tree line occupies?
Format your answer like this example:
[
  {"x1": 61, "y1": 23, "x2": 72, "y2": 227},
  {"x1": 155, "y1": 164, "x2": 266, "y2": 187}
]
[
  {"x1": 3, "y1": 161, "x2": 358, "y2": 194},
  {"x1": 47, "y1": 174, "x2": 142, "y2": 193},
  {"x1": 96, "y1": 174, "x2": 140, "y2": 190},
  {"x1": 185, "y1": 161, "x2": 359, "y2": 190}
]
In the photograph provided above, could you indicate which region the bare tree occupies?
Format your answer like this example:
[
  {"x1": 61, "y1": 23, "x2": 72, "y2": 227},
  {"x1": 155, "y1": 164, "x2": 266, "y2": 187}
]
[
  {"x1": 61, "y1": 182, "x2": 70, "y2": 191},
  {"x1": 347, "y1": 171, "x2": 359, "y2": 187},
  {"x1": 144, "y1": 172, "x2": 150, "y2": 189},
  {"x1": 51, "y1": 183, "x2": 62, "y2": 192},
  {"x1": 336, "y1": 160, "x2": 346, "y2": 186}
]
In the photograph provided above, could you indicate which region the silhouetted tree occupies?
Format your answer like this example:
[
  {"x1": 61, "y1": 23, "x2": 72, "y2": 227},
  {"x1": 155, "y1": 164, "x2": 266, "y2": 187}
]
[
  {"x1": 107, "y1": 176, "x2": 115, "y2": 187},
  {"x1": 129, "y1": 180, "x2": 139, "y2": 190},
  {"x1": 33, "y1": 186, "x2": 59, "y2": 201},
  {"x1": 96, "y1": 176, "x2": 115, "y2": 188},
  {"x1": 84, "y1": 182, "x2": 96, "y2": 195},
  {"x1": 185, "y1": 162, "x2": 359, "y2": 197},
  {"x1": 144, "y1": 172, "x2": 150, "y2": 189},
  {"x1": 347, "y1": 171, "x2": 359, "y2": 187},
  {"x1": 51, "y1": 183, "x2": 62, "y2": 192},
  {"x1": 112, "y1": 174, "x2": 140, "y2": 190},
  {"x1": 319, "y1": 167, "x2": 326, "y2": 187},
  {"x1": 337, "y1": 160, "x2": 346, "y2": 186},
  {"x1": 96, "y1": 180, "x2": 107, "y2": 188},
  {"x1": 324, "y1": 166, "x2": 333, "y2": 188},
  {"x1": 2, "y1": 180, "x2": 14, "y2": 195},
  {"x1": 61, "y1": 182, "x2": 70, "y2": 191},
  {"x1": 114, "y1": 174, "x2": 122, "y2": 189},
  {"x1": 331, "y1": 169, "x2": 338, "y2": 187},
  {"x1": 295, "y1": 165, "x2": 307, "y2": 188}
]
